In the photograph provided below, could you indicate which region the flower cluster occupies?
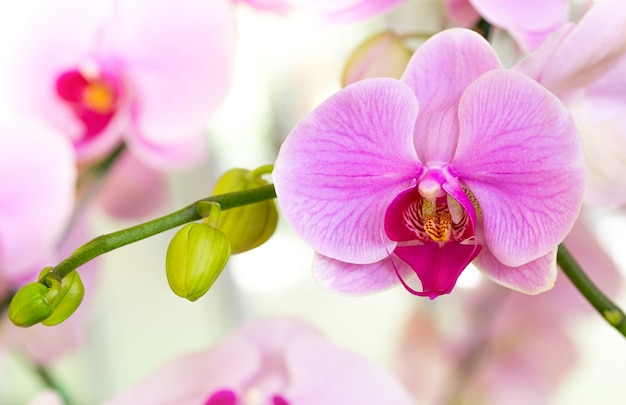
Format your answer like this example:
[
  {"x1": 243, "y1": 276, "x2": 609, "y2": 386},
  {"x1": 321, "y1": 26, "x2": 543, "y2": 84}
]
[{"x1": 1, "y1": 0, "x2": 626, "y2": 404}]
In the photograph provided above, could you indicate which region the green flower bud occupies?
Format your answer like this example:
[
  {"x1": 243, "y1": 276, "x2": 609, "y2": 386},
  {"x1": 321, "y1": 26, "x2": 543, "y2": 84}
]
[
  {"x1": 212, "y1": 168, "x2": 278, "y2": 254},
  {"x1": 8, "y1": 283, "x2": 54, "y2": 327},
  {"x1": 341, "y1": 31, "x2": 413, "y2": 87},
  {"x1": 166, "y1": 223, "x2": 231, "y2": 301},
  {"x1": 40, "y1": 270, "x2": 85, "y2": 326}
]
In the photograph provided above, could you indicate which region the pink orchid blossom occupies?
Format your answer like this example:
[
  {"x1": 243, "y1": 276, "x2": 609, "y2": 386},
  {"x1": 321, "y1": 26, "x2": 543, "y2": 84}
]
[
  {"x1": 239, "y1": 0, "x2": 404, "y2": 22},
  {"x1": 445, "y1": 0, "x2": 568, "y2": 50},
  {"x1": 514, "y1": 0, "x2": 626, "y2": 206},
  {"x1": 273, "y1": 28, "x2": 585, "y2": 298},
  {"x1": 471, "y1": 0, "x2": 569, "y2": 50},
  {"x1": 0, "y1": 120, "x2": 76, "y2": 280},
  {"x1": 6, "y1": 0, "x2": 236, "y2": 168},
  {"x1": 396, "y1": 290, "x2": 578, "y2": 405},
  {"x1": 104, "y1": 317, "x2": 416, "y2": 405}
]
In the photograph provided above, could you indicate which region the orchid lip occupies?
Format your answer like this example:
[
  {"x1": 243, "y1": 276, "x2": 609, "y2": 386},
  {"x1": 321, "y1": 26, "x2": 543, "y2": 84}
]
[
  {"x1": 55, "y1": 67, "x2": 122, "y2": 141},
  {"x1": 205, "y1": 388, "x2": 291, "y2": 405},
  {"x1": 384, "y1": 174, "x2": 482, "y2": 298}
]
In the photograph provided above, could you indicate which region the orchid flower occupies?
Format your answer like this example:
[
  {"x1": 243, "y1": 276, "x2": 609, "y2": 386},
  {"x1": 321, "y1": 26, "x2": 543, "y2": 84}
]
[
  {"x1": 0, "y1": 120, "x2": 76, "y2": 280},
  {"x1": 396, "y1": 291, "x2": 578, "y2": 405},
  {"x1": 5, "y1": 0, "x2": 236, "y2": 168},
  {"x1": 273, "y1": 28, "x2": 585, "y2": 298},
  {"x1": 514, "y1": 0, "x2": 626, "y2": 206},
  {"x1": 104, "y1": 317, "x2": 416, "y2": 405},
  {"x1": 238, "y1": 0, "x2": 405, "y2": 22},
  {"x1": 442, "y1": 0, "x2": 568, "y2": 51},
  {"x1": 469, "y1": 0, "x2": 569, "y2": 50}
]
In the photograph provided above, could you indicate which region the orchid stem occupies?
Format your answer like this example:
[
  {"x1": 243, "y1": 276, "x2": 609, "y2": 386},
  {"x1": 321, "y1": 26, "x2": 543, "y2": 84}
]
[
  {"x1": 557, "y1": 243, "x2": 626, "y2": 338},
  {"x1": 47, "y1": 184, "x2": 277, "y2": 281},
  {"x1": 34, "y1": 364, "x2": 71, "y2": 405}
]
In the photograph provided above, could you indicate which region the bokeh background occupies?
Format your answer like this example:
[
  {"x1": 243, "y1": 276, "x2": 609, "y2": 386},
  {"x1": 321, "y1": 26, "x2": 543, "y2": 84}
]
[{"x1": 1, "y1": 0, "x2": 625, "y2": 404}]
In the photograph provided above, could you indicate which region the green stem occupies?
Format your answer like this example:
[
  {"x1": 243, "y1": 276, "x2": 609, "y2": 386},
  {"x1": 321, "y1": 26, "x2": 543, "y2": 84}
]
[
  {"x1": 48, "y1": 184, "x2": 277, "y2": 281},
  {"x1": 249, "y1": 164, "x2": 274, "y2": 178},
  {"x1": 34, "y1": 365, "x2": 71, "y2": 405},
  {"x1": 557, "y1": 243, "x2": 626, "y2": 338}
]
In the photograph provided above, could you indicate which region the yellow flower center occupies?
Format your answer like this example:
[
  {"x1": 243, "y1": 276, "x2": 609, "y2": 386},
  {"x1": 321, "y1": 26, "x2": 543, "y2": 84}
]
[{"x1": 82, "y1": 81, "x2": 115, "y2": 114}]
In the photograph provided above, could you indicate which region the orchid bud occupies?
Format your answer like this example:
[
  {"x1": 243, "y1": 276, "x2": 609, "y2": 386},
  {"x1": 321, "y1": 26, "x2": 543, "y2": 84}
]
[
  {"x1": 8, "y1": 283, "x2": 54, "y2": 327},
  {"x1": 40, "y1": 270, "x2": 85, "y2": 326},
  {"x1": 341, "y1": 31, "x2": 413, "y2": 87},
  {"x1": 212, "y1": 168, "x2": 278, "y2": 254},
  {"x1": 166, "y1": 223, "x2": 231, "y2": 301}
]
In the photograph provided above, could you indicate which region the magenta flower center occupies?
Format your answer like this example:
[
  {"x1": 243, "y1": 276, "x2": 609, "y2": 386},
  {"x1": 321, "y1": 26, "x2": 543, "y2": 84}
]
[
  {"x1": 205, "y1": 389, "x2": 291, "y2": 405},
  {"x1": 55, "y1": 67, "x2": 121, "y2": 142},
  {"x1": 385, "y1": 171, "x2": 482, "y2": 298}
]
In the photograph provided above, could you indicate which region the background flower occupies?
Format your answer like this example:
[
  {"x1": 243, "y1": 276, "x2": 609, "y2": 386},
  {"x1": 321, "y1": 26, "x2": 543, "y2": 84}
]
[
  {"x1": 4, "y1": 0, "x2": 236, "y2": 168},
  {"x1": 104, "y1": 317, "x2": 416, "y2": 405},
  {"x1": 515, "y1": 0, "x2": 626, "y2": 206}
]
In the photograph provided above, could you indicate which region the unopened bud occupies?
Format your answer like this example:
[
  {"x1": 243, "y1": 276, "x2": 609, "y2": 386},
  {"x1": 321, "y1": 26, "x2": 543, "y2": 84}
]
[
  {"x1": 40, "y1": 269, "x2": 85, "y2": 326},
  {"x1": 8, "y1": 283, "x2": 54, "y2": 327},
  {"x1": 212, "y1": 168, "x2": 278, "y2": 254},
  {"x1": 341, "y1": 31, "x2": 413, "y2": 87},
  {"x1": 166, "y1": 223, "x2": 231, "y2": 301}
]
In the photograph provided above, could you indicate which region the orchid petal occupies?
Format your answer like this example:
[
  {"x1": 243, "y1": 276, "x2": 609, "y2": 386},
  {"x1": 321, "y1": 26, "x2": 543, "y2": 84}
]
[
  {"x1": 313, "y1": 253, "x2": 413, "y2": 295},
  {"x1": 273, "y1": 78, "x2": 421, "y2": 264},
  {"x1": 113, "y1": 0, "x2": 235, "y2": 164},
  {"x1": 236, "y1": 0, "x2": 293, "y2": 15},
  {"x1": 468, "y1": 0, "x2": 568, "y2": 50},
  {"x1": 517, "y1": 0, "x2": 626, "y2": 96},
  {"x1": 474, "y1": 247, "x2": 557, "y2": 294},
  {"x1": 401, "y1": 28, "x2": 500, "y2": 163},
  {"x1": 236, "y1": 317, "x2": 321, "y2": 355},
  {"x1": 0, "y1": 120, "x2": 76, "y2": 276},
  {"x1": 568, "y1": 95, "x2": 626, "y2": 206},
  {"x1": 125, "y1": 128, "x2": 208, "y2": 169},
  {"x1": 443, "y1": 0, "x2": 480, "y2": 27},
  {"x1": 525, "y1": 214, "x2": 624, "y2": 314},
  {"x1": 290, "y1": 0, "x2": 404, "y2": 23},
  {"x1": 284, "y1": 335, "x2": 415, "y2": 404},
  {"x1": 394, "y1": 242, "x2": 481, "y2": 298},
  {"x1": 103, "y1": 337, "x2": 259, "y2": 405},
  {"x1": 452, "y1": 70, "x2": 584, "y2": 267},
  {"x1": 98, "y1": 152, "x2": 171, "y2": 219}
]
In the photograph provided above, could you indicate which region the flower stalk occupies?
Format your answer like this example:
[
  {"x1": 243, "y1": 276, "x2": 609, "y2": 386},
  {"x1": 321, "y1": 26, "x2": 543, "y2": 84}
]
[
  {"x1": 48, "y1": 184, "x2": 277, "y2": 281},
  {"x1": 557, "y1": 244, "x2": 626, "y2": 338}
]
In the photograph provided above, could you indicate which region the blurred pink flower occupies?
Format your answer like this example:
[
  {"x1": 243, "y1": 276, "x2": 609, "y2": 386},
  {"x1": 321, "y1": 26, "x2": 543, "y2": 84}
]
[
  {"x1": 443, "y1": 0, "x2": 480, "y2": 27},
  {"x1": 235, "y1": 0, "x2": 293, "y2": 15},
  {"x1": 273, "y1": 28, "x2": 585, "y2": 298},
  {"x1": 397, "y1": 212, "x2": 622, "y2": 405},
  {"x1": 104, "y1": 317, "x2": 416, "y2": 405},
  {"x1": 238, "y1": 0, "x2": 404, "y2": 22},
  {"x1": 97, "y1": 152, "x2": 171, "y2": 220},
  {"x1": 397, "y1": 287, "x2": 578, "y2": 405},
  {"x1": 515, "y1": 0, "x2": 626, "y2": 206},
  {"x1": 467, "y1": 0, "x2": 569, "y2": 50},
  {"x1": 0, "y1": 120, "x2": 76, "y2": 280},
  {"x1": 1, "y1": 210, "x2": 99, "y2": 365},
  {"x1": 6, "y1": 0, "x2": 236, "y2": 168}
]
